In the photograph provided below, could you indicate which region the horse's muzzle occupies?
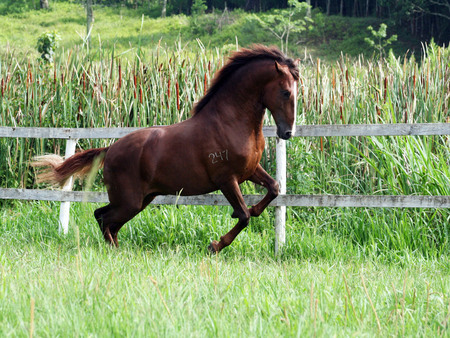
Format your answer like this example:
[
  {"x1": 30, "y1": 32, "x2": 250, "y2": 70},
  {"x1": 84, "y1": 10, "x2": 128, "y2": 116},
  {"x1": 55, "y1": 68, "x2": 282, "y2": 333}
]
[{"x1": 277, "y1": 127, "x2": 293, "y2": 140}]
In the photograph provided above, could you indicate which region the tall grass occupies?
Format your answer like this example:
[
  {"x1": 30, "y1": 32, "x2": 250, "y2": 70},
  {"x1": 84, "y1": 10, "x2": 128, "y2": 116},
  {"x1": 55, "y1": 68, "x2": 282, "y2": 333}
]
[
  {"x1": 1, "y1": 42, "x2": 448, "y2": 189},
  {"x1": 0, "y1": 42, "x2": 449, "y2": 257},
  {"x1": 0, "y1": 201, "x2": 449, "y2": 336}
]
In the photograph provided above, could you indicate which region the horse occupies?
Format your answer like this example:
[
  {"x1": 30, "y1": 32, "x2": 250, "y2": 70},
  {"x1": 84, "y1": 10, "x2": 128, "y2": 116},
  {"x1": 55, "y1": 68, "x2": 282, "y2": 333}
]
[{"x1": 32, "y1": 45, "x2": 299, "y2": 253}]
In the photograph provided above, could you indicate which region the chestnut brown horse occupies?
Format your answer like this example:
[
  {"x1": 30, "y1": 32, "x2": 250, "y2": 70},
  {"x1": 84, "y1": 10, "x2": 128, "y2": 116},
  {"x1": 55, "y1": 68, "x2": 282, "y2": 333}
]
[{"x1": 33, "y1": 45, "x2": 299, "y2": 253}]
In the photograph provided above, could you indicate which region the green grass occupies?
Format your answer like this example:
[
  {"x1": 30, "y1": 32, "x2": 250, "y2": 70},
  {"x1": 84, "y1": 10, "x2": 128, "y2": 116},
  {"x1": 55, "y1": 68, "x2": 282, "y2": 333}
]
[
  {"x1": 0, "y1": 7, "x2": 449, "y2": 335},
  {"x1": 1, "y1": 201, "x2": 449, "y2": 336},
  {"x1": 0, "y1": 2, "x2": 415, "y2": 61},
  {"x1": 0, "y1": 3, "x2": 190, "y2": 57}
]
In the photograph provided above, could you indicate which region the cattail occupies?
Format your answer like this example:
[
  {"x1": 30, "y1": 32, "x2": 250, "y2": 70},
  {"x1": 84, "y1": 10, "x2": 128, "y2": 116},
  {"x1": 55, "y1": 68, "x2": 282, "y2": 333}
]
[
  {"x1": 1, "y1": 78, "x2": 4, "y2": 97},
  {"x1": 139, "y1": 86, "x2": 143, "y2": 104},
  {"x1": 300, "y1": 78, "x2": 304, "y2": 99},
  {"x1": 332, "y1": 68, "x2": 335, "y2": 89},
  {"x1": 167, "y1": 78, "x2": 171, "y2": 99},
  {"x1": 176, "y1": 81, "x2": 180, "y2": 111},
  {"x1": 26, "y1": 63, "x2": 32, "y2": 89},
  {"x1": 133, "y1": 71, "x2": 137, "y2": 99},
  {"x1": 384, "y1": 77, "x2": 387, "y2": 102},
  {"x1": 118, "y1": 61, "x2": 122, "y2": 92},
  {"x1": 204, "y1": 73, "x2": 207, "y2": 95}
]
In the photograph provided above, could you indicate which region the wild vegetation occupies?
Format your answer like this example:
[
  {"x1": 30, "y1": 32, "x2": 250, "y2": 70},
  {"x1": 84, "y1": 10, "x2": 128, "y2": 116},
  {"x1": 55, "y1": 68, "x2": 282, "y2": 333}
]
[
  {"x1": 1, "y1": 0, "x2": 448, "y2": 46},
  {"x1": 0, "y1": 1, "x2": 425, "y2": 60},
  {"x1": 0, "y1": 1, "x2": 449, "y2": 336}
]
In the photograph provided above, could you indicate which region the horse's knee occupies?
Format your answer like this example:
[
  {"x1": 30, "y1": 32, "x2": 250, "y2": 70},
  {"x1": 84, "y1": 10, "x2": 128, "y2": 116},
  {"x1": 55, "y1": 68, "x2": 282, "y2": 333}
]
[
  {"x1": 268, "y1": 180, "x2": 279, "y2": 198},
  {"x1": 231, "y1": 208, "x2": 251, "y2": 224}
]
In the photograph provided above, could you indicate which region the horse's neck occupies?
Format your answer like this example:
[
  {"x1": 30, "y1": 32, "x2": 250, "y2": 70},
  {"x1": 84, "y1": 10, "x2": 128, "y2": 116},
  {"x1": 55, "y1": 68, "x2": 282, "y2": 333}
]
[{"x1": 207, "y1": 64, "x2": 272, "y2": 135}]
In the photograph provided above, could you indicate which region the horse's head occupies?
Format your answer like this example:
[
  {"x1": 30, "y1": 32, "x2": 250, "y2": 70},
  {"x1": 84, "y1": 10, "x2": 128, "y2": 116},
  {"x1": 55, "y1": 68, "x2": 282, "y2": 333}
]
[{"x1": 262, "y1": 60, "x2": 299, "y2": 140}]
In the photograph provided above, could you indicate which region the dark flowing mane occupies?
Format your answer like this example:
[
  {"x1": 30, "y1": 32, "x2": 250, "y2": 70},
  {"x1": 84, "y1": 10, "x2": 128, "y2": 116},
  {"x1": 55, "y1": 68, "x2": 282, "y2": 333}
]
[{"x1": 192, "y1": 45, "x2": 299, "y2": 115}]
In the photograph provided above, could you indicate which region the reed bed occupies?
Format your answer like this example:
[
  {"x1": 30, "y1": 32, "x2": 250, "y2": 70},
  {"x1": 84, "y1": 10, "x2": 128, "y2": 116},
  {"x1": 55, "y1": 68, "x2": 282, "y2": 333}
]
[
  {"x1": 1, "y1": 43, "x2": 448, "y2": 190},
  {"x1": 0, "y1": 42, "x2": 449, "y2": 257}
]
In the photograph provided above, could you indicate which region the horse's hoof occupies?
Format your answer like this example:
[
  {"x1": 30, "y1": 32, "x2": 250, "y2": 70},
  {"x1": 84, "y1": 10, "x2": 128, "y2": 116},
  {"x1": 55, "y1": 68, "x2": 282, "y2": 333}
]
[{"x1": 208, "y1": 241, "x2": 220, "y2": 254}]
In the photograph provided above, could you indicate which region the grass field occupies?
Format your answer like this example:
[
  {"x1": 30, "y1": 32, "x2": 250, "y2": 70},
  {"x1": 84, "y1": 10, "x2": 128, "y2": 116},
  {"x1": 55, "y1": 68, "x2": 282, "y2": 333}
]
[
  {"x1": 1, "y1": 201, "x2": 449, "y2": 336},
  {"x1": 1, "y1": 46, "x2": 449, "y2": 335},
  {"x1": 0, "y1": 5, "x2": 449, "y2": 335},
  {"x1": 0, "y1": 2, "x2": 413, "y2": 61}
]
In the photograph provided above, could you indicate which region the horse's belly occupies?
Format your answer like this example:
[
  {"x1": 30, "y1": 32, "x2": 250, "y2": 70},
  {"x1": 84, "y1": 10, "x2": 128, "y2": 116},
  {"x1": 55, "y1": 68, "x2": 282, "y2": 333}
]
[
  {"x1": 141, "y1": 147, "x2": 217, "y2": 196},
  {"x1": 150, "y1": 166, "x2": 217, "y2": 196}
]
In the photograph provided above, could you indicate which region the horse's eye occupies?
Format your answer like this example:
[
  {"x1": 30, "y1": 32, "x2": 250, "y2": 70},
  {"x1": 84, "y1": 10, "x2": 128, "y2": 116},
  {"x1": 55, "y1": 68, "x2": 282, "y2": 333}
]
[{"x1": 281, "y1": 90, "x2": 290, "y2": 99}]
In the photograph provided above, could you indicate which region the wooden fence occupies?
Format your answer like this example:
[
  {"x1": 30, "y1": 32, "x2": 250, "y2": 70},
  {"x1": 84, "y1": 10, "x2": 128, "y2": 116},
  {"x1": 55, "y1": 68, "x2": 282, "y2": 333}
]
[{"x1": 1, "y1": 123, "x2": 450, "y2": 254}]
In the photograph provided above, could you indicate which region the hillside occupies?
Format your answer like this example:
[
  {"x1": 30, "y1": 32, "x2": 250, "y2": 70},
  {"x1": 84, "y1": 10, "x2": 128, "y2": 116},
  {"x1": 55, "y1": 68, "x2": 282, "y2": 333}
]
[{"x1": 0, "y1": 2, "x2": 420, "y2": 61}]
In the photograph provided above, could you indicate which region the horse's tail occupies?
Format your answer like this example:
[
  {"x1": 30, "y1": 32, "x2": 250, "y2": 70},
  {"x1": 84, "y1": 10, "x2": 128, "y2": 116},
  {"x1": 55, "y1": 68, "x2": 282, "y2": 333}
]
[{"x1": 31, "y1": 147, "x2": 109, "y2": 187}]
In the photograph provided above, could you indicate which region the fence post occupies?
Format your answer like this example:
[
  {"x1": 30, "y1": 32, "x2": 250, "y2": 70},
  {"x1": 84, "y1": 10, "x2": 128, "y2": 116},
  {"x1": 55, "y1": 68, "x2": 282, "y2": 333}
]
[
  {"x1": 275, "y1": 137, "x2": 286, "y2": 255},
  {"x1": 59, "y1": 138, "x2": 77, "y2": 234}
]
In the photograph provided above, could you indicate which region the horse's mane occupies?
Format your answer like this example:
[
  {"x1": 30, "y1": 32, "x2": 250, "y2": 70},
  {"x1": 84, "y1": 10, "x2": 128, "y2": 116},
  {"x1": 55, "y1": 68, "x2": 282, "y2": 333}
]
[{"x1": 192, "y1": 45, "x2": 299, "y2": 115}]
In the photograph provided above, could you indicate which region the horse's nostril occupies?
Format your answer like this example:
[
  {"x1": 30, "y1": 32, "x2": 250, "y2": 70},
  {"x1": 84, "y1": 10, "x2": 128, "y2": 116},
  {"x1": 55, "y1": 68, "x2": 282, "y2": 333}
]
[{"x1": 285, "y1": 131, "x2": 292, "y2": 139}]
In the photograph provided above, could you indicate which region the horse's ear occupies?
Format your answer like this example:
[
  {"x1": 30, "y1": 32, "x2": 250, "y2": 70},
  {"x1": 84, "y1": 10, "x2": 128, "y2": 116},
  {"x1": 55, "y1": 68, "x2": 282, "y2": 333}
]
[
  {"x1": 294, "y1": 58, "x2": 300, "y2": 66},
  {"x1": 275, "y1": 61, "x2": 286, "y2": 75}
]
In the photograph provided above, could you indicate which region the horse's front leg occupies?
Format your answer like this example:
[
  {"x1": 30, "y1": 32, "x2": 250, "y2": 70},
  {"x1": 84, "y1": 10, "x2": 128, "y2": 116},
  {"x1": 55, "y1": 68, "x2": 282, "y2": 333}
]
[
  {"x1": 247, "y1": 164, "x2": 279, "y2": 217},
  {"x1": 208, "y1": 180, "x2": 250, "y2": 254}
]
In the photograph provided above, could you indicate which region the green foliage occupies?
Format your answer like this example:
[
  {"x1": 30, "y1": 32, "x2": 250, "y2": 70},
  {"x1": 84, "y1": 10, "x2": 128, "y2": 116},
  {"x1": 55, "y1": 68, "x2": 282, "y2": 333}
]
[
  {"x1": 364, "y1": 23, "x2": 398, "y2": 58},
  {"x1": 0, "y1": 200, "x2": 448, "y2": 335},
  {"x1": 0, "y1": 0, "x2": 31, "y2": 15},
  {"x1": 0, "y1": 2, "x2": 417, "y2": 61},
  {"x1": 36, "y1": 31, "x2": 60, "y2": 63},
  {"x1": 191, "y1": 0, "x2": 207, "y2": 16},
  {"x1": 255, "y1": 0, "x2": 313, "y2": 53},
  {"x1": 189, "y1": 13, "x2": 217, "y2": 37},
  {"x1": 189, "y1": 0, "x2": 213, "y2": 36}
]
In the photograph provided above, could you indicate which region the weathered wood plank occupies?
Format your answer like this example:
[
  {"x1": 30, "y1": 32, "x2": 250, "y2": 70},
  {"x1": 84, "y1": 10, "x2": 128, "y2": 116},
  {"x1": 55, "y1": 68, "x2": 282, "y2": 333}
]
[
  {"x1": 295, "y1": 123, "x2": 450, "y2": 137},
  {"x1": 1, "y1": 189, "x2": 450, "y2": 208},
  {"x1": 275, "y1": 194, "x2": 450, "y2": 208},
  {"x1": 0, "y1": 127, "x2": 141, "y2": 139},
  {"x1": 1, "y1": 123, "x2": 449, "y2": 139},
  {"x1": 0, "y1": 126, "x2": 276, "y2": 139}
]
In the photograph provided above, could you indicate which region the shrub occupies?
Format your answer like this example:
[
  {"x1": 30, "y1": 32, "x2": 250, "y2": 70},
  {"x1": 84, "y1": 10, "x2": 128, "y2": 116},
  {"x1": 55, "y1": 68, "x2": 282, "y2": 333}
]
[{"x1": 37, "y1": 31, "x2": 61, "y2": 63}]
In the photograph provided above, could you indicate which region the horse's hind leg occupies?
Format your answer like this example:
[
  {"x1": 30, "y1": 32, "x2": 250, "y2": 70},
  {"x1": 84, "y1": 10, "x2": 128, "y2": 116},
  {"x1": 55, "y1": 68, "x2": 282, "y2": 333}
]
[
  {"x1": 94, "y1": 194, "x2": 156, "y2": 247},
  {"x1": 94, "y1": 204, "x2": 139, "y2": 247},
  {"x1": 94, "y1": 205, "x2": 115, "y2": 244}
]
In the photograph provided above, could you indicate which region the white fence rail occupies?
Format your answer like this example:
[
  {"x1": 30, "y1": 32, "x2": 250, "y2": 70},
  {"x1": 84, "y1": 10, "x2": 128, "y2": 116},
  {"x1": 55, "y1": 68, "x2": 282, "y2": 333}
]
[{"x1": 1, "y1": 124, "x2": 450, "y2": 253}]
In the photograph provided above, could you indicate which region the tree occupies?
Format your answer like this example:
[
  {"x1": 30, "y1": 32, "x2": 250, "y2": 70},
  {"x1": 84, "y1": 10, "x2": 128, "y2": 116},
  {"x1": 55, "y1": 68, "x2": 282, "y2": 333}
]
[
  {"x1": 191, "y1": 0, "x2": 207, "y2": 16},
  {"x1": 40, "y1": 0, "x2": 49, "y2": 10},
  {"x1": 256, "y1": 0, "x2": 312, "y2": 54},
  {"x1": 161, "y1": 0, "x2": 167, "y2": 17},
  {"x1": 86, "y1": 0, "x2": 93, "y2": 45},
  {"x1": 37, "y1": 31, "x2": 60, "y2": 63},
  {"x1": 364, "y1": 23, "x2": 398, "y2": 58}
]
